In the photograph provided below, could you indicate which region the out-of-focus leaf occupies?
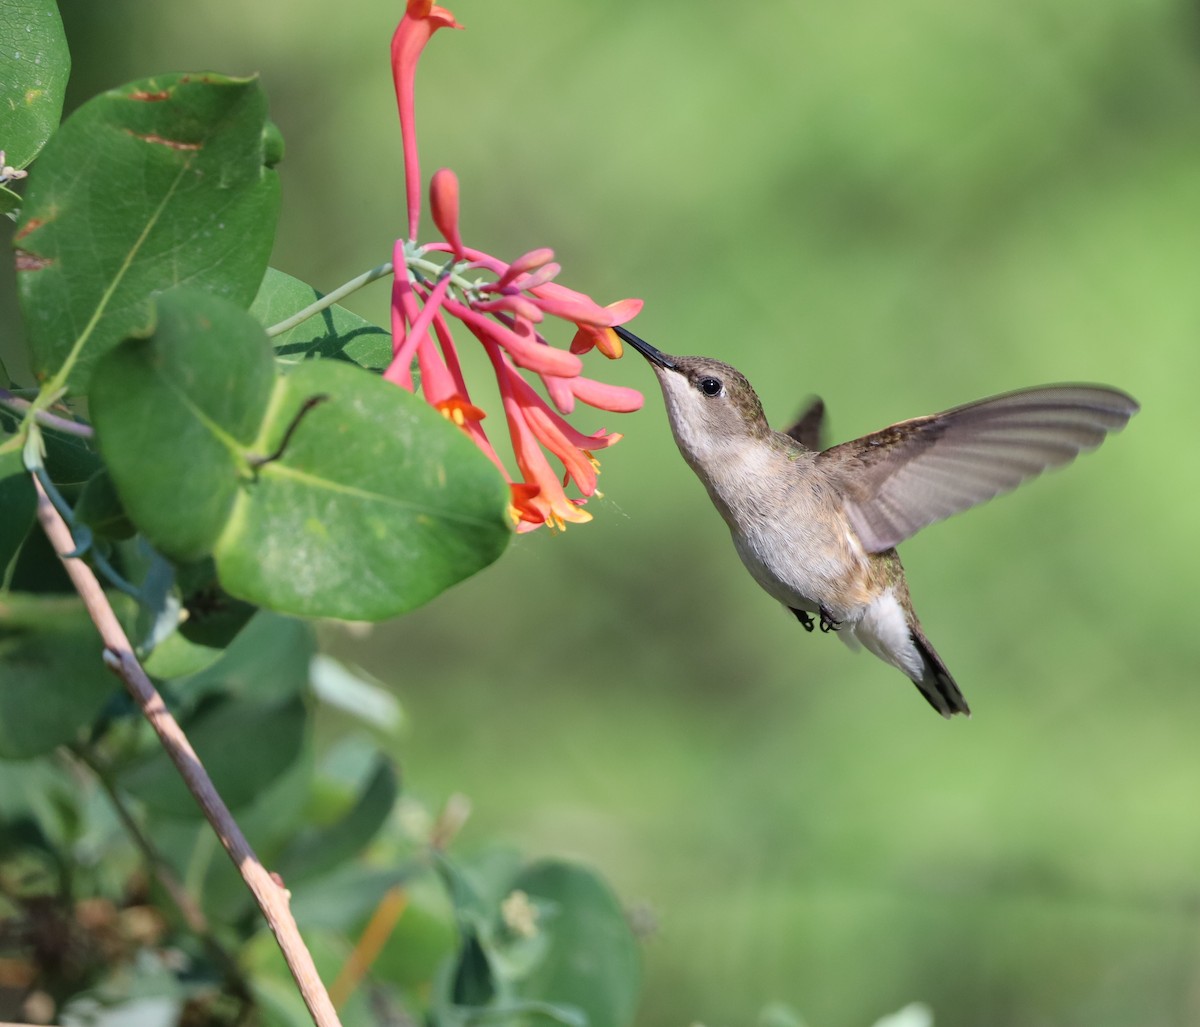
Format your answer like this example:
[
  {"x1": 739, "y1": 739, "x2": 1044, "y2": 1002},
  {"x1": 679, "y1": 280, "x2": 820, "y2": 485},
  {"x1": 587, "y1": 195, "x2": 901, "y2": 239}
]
[
  {"x1": 243, "y1": 928, "x2": 377, "y2": 1027},
  {"x1": 0, "y1": 450, "x2": 36, "y2": 581},
  {"x1": 15, "y1": 73, "x2": 279, "y2": 393},
  {"x1": 118, "y1": 694, "x2": 307, "y2": 816},
  {"x1": 309, "y1": 654, "x2": 403, "y2": 732},
  {"x1": 252, "y1": 267, "x2": 392, "y2": 371},
  {"x1": 275, "y1": 757, "x2": 397, "y2": 885},
  {"x1": 140, "y1": 629, "x2": 222, "y2": 681},
  {"x1": 170, "y1": 611, "x2": 314, "y2": 705},
  {"x1": 6, "y1": 520, "x2": 73, "y2": 594},
  {"x1": 0, "y1": 0, "x2": 70, "y2": 168},
  {"x1": 872, "y1": 1003, "x2": 934, "y2": 1027},
  {"x1": 173, "y1": 557, "x2": 257, "y2": 649},
  {"x1": 287, "y1": 863, "x2": 413, "y2": 931},
  {"x1": 75, "y1": 469, "x2": 136, "y2": 540},
  {"x1": 512, "y1": 859, "x2": 641, "y2": 1027},
  {"x1": 131, "y1": 548, "x2": 180, "y2": 653},
  {"x1": 0, "y1": 595, "x2": 117, "y2": 758},
  {"x1": 36, "y1": 423, "x2": 102, "y2": 489},
  {"x1": 451, "y1": 933, "x2": 495, "y2": 1008},
  {"x1": 372, "y1": 876, "x2": 458, "y2": 989}
]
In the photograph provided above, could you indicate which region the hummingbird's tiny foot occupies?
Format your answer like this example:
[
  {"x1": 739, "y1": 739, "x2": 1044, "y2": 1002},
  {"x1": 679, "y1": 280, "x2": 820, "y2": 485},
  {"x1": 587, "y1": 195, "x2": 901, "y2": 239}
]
[
  {"x1": 791, "y1": 608, "x2": 816, "y2": 633},
  {"x1": 819, "y1": 607, "x2": 842, "y2": 633}
]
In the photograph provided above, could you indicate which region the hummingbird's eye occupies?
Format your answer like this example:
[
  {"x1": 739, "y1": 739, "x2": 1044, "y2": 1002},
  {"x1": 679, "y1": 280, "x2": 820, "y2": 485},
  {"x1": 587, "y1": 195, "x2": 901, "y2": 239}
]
[{"x1": 698, "y1": 376, "x2": 723, "y2": 397}]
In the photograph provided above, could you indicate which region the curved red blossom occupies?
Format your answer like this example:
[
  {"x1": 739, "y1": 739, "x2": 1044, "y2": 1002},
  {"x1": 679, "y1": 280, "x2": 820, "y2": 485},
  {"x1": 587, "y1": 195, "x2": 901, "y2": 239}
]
[
  {"x1": 570, "y1": 376, "x2": 644, "y2": 414},
  {"x1": 392, "y1": 5, "x2": 462, "y2": 241},
  {"x1": 495, "y1": 248, "x2": 555, "y2": 290},
  {"x1": 387, "y1": 1, "x2": 644, "y2": 530},
  {"x1": 430, "y1": 168, "x2": 464, "y2": 258}
]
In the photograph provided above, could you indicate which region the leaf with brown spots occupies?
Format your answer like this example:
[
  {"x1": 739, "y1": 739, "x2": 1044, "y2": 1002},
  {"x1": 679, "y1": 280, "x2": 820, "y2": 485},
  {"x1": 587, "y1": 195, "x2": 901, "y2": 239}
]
[{"x1": 14, "y1": 73, "x2": 280, "y2": 394}]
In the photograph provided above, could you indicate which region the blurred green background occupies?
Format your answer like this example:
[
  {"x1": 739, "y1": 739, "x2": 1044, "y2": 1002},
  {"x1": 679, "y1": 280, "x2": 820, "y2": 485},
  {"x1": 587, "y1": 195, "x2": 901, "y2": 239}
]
[{"x1": 5, "y1": 0, "x2": 1199, "y2": 1024}]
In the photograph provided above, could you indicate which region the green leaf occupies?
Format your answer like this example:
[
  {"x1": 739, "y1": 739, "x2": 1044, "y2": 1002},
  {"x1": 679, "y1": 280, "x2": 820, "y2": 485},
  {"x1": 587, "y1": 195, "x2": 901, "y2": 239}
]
[
  {"x1": 0, "y1": 0, "x2": 70, "y2": 168},
  {"x1": 118, "y1": 694, "x2": 308, "y2": 816},
  {"x1": 140, "y1": 628, "x2": 222, "y2": 681},
  {"x1": 90, "y1": 287, "x2": 277, "y2": 560},
  {"x1": 287, "y1": 863, "x2": 414, "y2": 931},
  {"x1": 91, "y1": 288, "x2": 510, "y2": 619},
  {"x1": 169, "y1": 610, "x2": 314, "y2": 707},
  {"x1": 511, "y1": 860, "x2": 641, "y2": 1027},
  {"x1": 75, "y1": 468, "x2": 136, "y2": 540},
  {"x1": 0, "y1": 450, "x2": 36, "y2": 584},
  {"x1": 42, "y1": 431, "x2": 101, "y2": 489},
  {"x1": 215, "y1": 358, "x2": 511, "y2": 619},
  {"x1": 174, "y1": 560, "x2": 257, "y2": 649},
  {"x1": 252, "y1": 267, "x2": 392, "y2": 371},
  {"x1": 452, "y1": 933, "x2": 496, "y2": 1008},
  {"x1": 275, "y1": 757, "x2": 397, "y2": 885},
  {"x1": 15, "y1": 72, "x2": 280, "y2": 394},
  {"x1": 0, "y1": 594, "x2": 118, "y2": 758},
  {"x1": 5, "y1": 520, "x2": 72, "y2": 594},
  {"x1": 0, "y1": 185, "x2": 20, "y2": 216}
]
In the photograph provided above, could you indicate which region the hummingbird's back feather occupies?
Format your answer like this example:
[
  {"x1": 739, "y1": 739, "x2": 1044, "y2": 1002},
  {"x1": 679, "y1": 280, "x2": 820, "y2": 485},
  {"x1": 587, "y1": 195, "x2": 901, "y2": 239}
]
[{"x1": 817, "y1": 384, "x2": 1139, "y2": 553}]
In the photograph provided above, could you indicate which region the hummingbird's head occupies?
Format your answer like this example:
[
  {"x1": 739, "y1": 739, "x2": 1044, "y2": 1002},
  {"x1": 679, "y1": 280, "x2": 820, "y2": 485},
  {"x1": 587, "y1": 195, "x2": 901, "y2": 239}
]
[{"x1": 614, "y1": 325, "x2": 771, "y2": 467}]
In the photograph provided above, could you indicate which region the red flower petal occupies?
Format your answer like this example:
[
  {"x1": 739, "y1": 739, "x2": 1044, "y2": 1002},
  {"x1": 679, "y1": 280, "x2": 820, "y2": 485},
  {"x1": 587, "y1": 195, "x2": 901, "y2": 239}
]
[
  {"x1": 495, "y1": 247, "x2": 555, "y2": 290},
  {"x1": 571, "y1": 376, "x2": 645, "y2": 413},
  {"x1": 430, "y1": 168, "x2": 464, "y2": 258},
  {"x1": 446, "y1": 297, "x2": 583, "y2": 378},
  {"x1": 391, "y1": 9, "x2": 462, "y2": 240}
]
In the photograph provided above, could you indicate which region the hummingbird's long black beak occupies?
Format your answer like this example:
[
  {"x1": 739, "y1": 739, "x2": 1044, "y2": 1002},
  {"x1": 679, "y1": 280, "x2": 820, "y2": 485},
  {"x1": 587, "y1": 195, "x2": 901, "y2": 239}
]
[{"x1": 614, "y1": 325, "x2": 675, "y2": 369}]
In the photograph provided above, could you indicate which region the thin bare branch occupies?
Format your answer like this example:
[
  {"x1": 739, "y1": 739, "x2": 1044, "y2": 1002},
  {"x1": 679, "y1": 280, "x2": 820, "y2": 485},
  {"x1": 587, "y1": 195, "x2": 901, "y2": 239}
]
[{"x1": 33, "y1": 478, "x2": 342, "y2": 1027}]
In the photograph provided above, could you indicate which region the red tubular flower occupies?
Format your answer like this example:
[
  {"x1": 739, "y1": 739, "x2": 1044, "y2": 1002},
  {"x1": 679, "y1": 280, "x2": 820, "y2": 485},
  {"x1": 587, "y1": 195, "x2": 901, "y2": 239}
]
[
  {"x1": 392, "y1": 3, "x2": 462, "y2": 242},
  {"x1": 387, "y1": 2, "x2": 644, "y2": 531},
  {"x1": 429, "y1": 168, "x2": 464, "y2": 259}
]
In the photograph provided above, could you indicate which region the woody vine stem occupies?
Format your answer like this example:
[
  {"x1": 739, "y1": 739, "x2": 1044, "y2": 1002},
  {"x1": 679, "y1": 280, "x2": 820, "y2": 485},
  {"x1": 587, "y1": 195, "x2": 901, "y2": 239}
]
[{"x1": 32, "y1": 479, "x2": 343, "y2": 1027}]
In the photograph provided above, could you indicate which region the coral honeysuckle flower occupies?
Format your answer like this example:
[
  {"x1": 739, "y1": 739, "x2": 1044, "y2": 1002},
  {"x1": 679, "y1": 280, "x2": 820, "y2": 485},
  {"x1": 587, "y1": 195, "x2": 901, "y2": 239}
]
[{"x1": 386, "y1": 3, "x2": 643, "y2": 531}]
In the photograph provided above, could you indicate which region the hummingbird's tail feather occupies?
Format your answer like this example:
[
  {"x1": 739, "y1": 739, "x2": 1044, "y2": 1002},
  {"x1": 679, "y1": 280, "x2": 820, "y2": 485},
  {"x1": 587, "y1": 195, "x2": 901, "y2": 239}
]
[{"x1": 909, "y1": 626, "x2": 970, "y2": 718}]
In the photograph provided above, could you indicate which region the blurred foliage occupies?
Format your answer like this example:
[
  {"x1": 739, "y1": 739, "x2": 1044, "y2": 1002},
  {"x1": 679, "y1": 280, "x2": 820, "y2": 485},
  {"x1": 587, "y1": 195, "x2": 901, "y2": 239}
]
[{"x1": 1, "y1": 0, "x2": 1197, "y2": 1025}]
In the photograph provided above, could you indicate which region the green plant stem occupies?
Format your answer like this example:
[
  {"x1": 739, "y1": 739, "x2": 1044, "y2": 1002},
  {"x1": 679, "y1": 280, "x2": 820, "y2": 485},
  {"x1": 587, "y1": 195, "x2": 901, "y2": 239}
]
[
  {"x1": 0, "y1": 388, "x2": 94, "y2": 438},
  {"x1": 265, "y1": 262, "x2": 395, "y2": 338},
  {"x1": 30, "y1": 465, "x2": 143, "y2": 601}
]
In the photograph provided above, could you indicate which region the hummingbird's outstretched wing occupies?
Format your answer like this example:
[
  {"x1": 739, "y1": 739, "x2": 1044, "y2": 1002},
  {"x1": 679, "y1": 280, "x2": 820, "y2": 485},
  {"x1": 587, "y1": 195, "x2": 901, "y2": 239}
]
[
  {"x1": 784, "y1": 397, "x2": 826, "y2": 451},
  {"x1": 817, "y1": 384, "x2": 1138, "y2": 553}
]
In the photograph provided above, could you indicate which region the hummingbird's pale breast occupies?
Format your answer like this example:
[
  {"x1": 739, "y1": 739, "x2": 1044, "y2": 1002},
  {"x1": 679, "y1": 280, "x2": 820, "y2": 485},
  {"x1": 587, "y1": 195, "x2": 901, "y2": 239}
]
[{"x1": 691, "y1": 434, "x2": 873, "y2": 619}]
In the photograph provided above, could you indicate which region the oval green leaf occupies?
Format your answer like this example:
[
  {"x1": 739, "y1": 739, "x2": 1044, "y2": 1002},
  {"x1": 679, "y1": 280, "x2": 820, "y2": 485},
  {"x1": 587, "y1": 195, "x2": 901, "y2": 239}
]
[
  {"x1": 90, "y1": 287, "x2": 277, "y2": 560},
  {"x1": 215, "y1": 358, "x2": 511, "y2": 620},
  {"x1": 511, "y1": 860, "x2": 642, "y2": 1027},
  {"x1": 90, "y1": 288, "x2": 510, "y2": 620},
  {"x1": 0, "y1": 0, "x2": 70, "y2": 168},
  {"x1": 15, "y1": 72, "x2": 280, "y2": 393}
]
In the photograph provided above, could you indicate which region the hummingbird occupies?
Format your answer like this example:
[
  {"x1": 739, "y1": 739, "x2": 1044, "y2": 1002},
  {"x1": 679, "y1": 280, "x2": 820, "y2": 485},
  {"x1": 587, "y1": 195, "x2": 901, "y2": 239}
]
[{"x1": 614, "y1": 324, "x2": 1138, "y2": 718}]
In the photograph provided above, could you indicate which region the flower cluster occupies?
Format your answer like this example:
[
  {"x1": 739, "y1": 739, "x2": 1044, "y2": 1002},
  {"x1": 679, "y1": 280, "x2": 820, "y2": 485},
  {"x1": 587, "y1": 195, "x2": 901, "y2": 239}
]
[{"x1": 386, "y1": 1, "x2": 643, "y2": 531}]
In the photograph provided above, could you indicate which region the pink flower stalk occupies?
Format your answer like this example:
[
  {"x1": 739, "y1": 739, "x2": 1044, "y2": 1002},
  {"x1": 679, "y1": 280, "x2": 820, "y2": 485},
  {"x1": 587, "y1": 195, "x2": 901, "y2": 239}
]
[{"x1": 388, "y1": 1, "x2": 644, "y2": 531}]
